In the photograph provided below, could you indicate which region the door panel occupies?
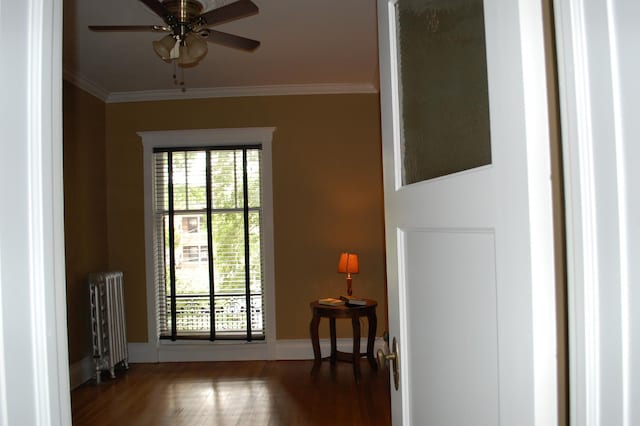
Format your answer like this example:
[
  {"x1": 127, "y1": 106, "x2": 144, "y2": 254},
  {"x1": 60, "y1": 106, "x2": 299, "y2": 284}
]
[{"x1": 402, "y1": 229, "x2": 499, "y2": 425}]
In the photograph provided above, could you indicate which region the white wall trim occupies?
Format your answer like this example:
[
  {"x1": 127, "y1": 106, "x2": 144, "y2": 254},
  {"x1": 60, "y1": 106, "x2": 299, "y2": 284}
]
[
  {"x1": 69, "y1": 357, "x2": 94, "y2": 390},
  {"x1": 62, "y1": 67, "x2": 109, "y2": 102},
  {"x1": 609, "y1": 3, "x2": 640, "y2": 426},
  {"x1": 106, "y1": 83, "x2": 378, "y2": 103},
  {"x1": 32, "y1": 0, "x2": 72, "y2": 424},
  {"x1": 276, "y1": 337, "x2": 386, "y2": 360},
  {"x1": 62, "y1": 71, "x2": 379, "y2": 104},
  {"x1": 128, "y1": 343, "x2": 160, "y2": 363},
  {"x1": 554, "y1": 0, "x2": 639, "y2": 425},
  {"x1": 138, "y1": 128, "x2": 277, "y2": 358},
  {"x1": 127, "y1": 338, "x2": 385, "y2": 363},
  {"x1": 554, "y1": 2, "x2": 601, "y2": 423},
  {"x1": 0, "y1": 0, "x2": 71, "y2": 423},
  {"x1": 158, "y1": 341, "x2": 273, "y2": 363}
]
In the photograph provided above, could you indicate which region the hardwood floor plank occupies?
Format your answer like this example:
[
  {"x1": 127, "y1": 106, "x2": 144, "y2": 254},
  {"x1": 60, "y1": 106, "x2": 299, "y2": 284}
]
[{"x1": 72, "y1": 360, "x2": 391, "y2": 425}]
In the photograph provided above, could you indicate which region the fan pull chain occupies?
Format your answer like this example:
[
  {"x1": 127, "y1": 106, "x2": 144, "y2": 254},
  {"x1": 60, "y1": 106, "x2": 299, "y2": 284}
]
[
  {"x1": 172, "y1": 61, "x2": 178, "y2": 85},
  {"x1": 171, "y1": 62, "x2": 187, "y2": 92}
]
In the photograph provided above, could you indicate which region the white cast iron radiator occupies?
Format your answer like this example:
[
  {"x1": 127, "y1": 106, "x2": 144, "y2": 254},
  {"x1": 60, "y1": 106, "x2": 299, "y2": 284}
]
[{"x1": 89, "y1": 271, "x2": 129, "y2": 384}]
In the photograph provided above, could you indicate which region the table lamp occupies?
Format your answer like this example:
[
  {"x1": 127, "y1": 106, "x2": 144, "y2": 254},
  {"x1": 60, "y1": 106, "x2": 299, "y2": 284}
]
[{"x1": 338, "y1": 252, "x2": 359, "y2": 296}]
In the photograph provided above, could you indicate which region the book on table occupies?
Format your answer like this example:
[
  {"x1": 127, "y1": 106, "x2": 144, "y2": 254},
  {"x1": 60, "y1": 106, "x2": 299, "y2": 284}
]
[
  {"x1": 318, "y1": 297, "x2": 345, "y2": 306},
  {"x1": 340, "y1": 295, "x2": 367, "y2": 305}
]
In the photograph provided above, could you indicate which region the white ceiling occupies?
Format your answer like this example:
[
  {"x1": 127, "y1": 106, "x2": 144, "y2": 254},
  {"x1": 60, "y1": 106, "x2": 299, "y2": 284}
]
[{"x1": 63, "y1": 0, "x2": 380, "y2": 101}]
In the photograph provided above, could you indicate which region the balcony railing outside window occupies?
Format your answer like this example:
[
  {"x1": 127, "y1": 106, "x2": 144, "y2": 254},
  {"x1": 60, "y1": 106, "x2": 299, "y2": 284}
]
[{"x1": 166, "y1": 294, "x2": 264, "y2": 337}]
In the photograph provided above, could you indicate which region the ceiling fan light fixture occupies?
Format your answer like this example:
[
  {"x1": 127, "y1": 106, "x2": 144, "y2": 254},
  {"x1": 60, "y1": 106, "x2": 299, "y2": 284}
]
[
  {"x1": 178, "y1": 33, "x2": 208, "y2": 65},
  {"x1": 152, "y1": 34, "x2": 178, "y2": 60},
  {"x1": 91, "y1": 0, "x2": 260, "y2": 75}
]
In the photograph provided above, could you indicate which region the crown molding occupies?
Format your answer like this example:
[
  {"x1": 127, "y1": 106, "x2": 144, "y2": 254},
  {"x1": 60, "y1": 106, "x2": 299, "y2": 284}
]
[
  {"x1": 62, "y1": 67, "x2": 109, "y2": 101},
  {"x1": 62, "y1": 69, "x2": 379, "y2": 103},
  {"x1": 105, "y1": 82, "x2": 379, "y2": 103}
]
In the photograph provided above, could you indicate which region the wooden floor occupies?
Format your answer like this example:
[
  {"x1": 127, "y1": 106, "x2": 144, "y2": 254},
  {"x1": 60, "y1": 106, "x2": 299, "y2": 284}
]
[{"x1": 72, "y1": 360, "x2": 391, "y2": 425}]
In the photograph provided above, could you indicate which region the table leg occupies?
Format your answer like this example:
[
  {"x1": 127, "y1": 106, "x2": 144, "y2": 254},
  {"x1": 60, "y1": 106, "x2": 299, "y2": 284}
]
[
  {"x1": 309, "y1": 313, "x2": 321, "y2": 374},
  {"x1": 352, "y1": 315, "x2": 361, "y2": 380},
  {"x1": 367, "y1": 311, "x2": 378, "y2": 370},
  {"x1": 329, "y1": 318, "x2": 337, "y2": 364}
]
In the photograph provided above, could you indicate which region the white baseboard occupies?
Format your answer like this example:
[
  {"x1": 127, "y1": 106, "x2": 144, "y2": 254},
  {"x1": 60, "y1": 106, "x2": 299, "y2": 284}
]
[
  {"x1": 275, "y1": 339, "x2": 313, "y2": 360},
  {"x1": 127, "y1": 338, "x2": 385, "y2": 363},
  {"x1": 276, "y1": 338, "x2": 386, "y2": 360},
  {"x1": 69, "y1": 356, "x2": 94, "y2": 389},
  {"x1": 128, "y1": 342, "x2": 159, "y2": 363},
  {"x1": 72, "y1": 338, "x2": 386, "y2": 387},
  {"x1": 158, "y1": 341, "x2": 273, "y2": 363}
]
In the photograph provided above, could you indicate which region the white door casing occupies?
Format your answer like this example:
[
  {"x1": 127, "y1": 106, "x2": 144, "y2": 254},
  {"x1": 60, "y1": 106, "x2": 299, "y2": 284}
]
[
  {"x1": 378, "y1": 0, "x2": 558, "y2": 424},
  {"x1": 138, "y1": 128, "x2": 277, "y2": 362},
  {"x1": 0, "y1": 0, "x2": 71, "y2": 424},
  {"x1": 554, "y1": 0, "x2": 640, "y2": 424}
]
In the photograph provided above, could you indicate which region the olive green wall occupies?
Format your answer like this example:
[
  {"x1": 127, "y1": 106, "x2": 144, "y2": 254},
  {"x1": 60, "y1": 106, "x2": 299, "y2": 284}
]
[
  {"x1": 63, "y1": 81, "x2": 108, "y2": 364},
  {"x1": 104, "y1": 94, "x2": 387, "y2": 342}
]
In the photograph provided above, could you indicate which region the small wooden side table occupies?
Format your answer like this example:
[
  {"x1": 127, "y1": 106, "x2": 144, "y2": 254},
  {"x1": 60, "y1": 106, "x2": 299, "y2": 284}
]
[{"x1": 309, "y1": 299, "x2": 378, "y2": 380}]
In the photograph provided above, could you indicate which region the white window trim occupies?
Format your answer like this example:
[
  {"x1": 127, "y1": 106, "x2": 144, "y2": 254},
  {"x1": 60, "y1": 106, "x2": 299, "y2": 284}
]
[{"x1": 139, "y1": 128, "x2": 277, "y2": 361}]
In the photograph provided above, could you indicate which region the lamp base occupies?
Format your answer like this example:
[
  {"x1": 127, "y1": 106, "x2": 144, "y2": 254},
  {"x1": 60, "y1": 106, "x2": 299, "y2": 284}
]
[{"x1": 346, "y1": 277, "x2": 353, "y2": 296}]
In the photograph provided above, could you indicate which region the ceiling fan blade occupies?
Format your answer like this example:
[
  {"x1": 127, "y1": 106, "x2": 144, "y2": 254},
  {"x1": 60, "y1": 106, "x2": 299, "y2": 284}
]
[
  {"x1": 89, "y1": 25, "x2": 168, "y2": 32},
  {"x1": 202, "y1": 29, "x2": 260, "y2": 51},
  {"x1": 193, "y1": 0, "x2": 258, "y2": 27},
  {"x1": 138, "y1": 0, "x2": 174, "y2": 23}
]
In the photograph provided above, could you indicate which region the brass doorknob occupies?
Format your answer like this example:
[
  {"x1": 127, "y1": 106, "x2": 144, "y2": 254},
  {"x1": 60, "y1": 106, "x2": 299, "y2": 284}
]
[
  {"x1": 376, "y1": 337, "x2": 399, "y2": 390},
  {"x1": 376, "y1": 347, "x2": 396, "y2": 367}
]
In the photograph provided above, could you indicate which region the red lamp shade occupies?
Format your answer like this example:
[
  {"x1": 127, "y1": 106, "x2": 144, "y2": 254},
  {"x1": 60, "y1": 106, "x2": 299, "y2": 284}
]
[
  {"x1": 338, "y1": 253, "x2": 359, "y2": 274},
  {"x1": 338, "y1": 252, "x2": 359, "y2": 295}
]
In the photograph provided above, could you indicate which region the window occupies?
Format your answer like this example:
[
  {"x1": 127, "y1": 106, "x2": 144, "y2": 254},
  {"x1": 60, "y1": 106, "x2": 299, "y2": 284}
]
[
  {"x1": 154, "y1": 146, "x2": 264, "y2": 341},
  {"x1": 141, "y1": 128, "x2": 275, "y2": 348}
]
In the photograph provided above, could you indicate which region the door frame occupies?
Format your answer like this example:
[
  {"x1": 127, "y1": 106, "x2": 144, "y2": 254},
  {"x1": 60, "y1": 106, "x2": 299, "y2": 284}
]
[
  {"x1": 554, "y1": 0, "x2": 639, "y2": 424},
  {"x1": 0, "y1": 0, "x2": 70, "y2": 424}
]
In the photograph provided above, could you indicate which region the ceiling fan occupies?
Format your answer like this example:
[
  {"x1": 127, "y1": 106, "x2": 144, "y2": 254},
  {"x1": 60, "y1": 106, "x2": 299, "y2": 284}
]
[{"x1": 89, "y1": 0, "x2": 260, "y2": 66}]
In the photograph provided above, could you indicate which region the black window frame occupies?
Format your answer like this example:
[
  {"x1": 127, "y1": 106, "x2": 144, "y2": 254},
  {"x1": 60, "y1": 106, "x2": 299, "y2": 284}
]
[{"x1": 153, "y1": 145, "x2": 265, "y2": 342}]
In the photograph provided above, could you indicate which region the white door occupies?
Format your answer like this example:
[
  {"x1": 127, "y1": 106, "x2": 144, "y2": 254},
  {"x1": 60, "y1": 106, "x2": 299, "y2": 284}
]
[{"x1": 377, "y1": 0, "x2": 558, "y2": 425}]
